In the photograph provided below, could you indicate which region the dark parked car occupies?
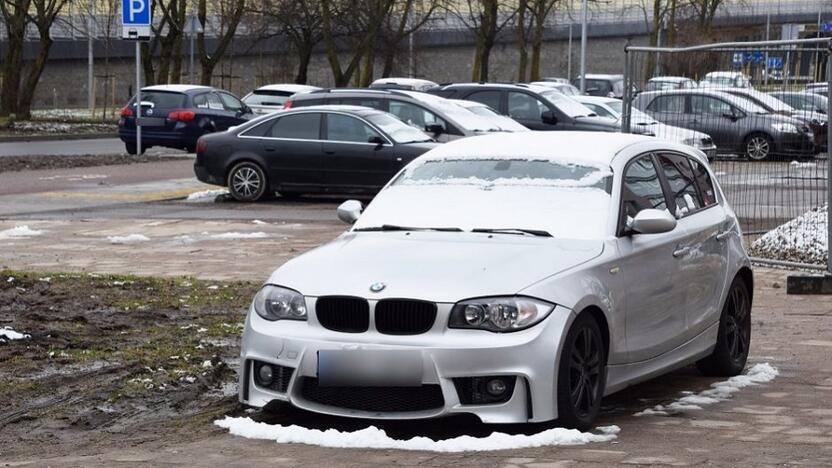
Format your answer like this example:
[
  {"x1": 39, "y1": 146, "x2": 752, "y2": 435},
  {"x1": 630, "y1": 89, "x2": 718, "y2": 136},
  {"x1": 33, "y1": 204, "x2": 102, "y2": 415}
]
[
  {"x1": 768, "y1": 91, "x2": 828, "y2": 116},
  {"x1": 572, "y1": 74, "x2": 628, "y2": 98},
  {"x1": 287, "y1": 88, "x2": 506, "y2": 142},
  {"x1": 634, "y1": 89, "x2": 815, "y2": 160},
  {"x1": 194, "y1": 106, "x2": 437, "y2": 201},
  {"x1": 119, "y1": 84, "x2": 254, "y2": 154},
  {"x1": 427, "y1": 83, "x2": 618, "y2": 132}
]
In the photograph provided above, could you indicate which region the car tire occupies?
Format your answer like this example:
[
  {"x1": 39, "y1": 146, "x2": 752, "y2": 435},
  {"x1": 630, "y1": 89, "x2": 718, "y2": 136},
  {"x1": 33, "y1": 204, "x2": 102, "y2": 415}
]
[
  {"x1": 744, "y1": 133, "x2": 773, "y2": 161},
  {"x1": 125, "y1": 142, "x2": 145, "y2": 155},
  {"x1": 227, "y1": 161, "x2": 268, "y2": 202},
  {"x1": 277, "y1": 191, "x2": 303, "y2": 200},
  {"x1": 696, "y1": 277, "x2": 751, "y2": 377},
  {"x1": 556, "y1": 312, "x2": 606, "y2": 432}
]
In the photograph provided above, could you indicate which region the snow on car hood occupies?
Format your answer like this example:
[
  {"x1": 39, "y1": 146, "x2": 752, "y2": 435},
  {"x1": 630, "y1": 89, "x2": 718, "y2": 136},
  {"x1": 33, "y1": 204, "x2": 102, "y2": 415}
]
[{"x1": 267, "y1": 232, "x2": 604, "y2": 302}]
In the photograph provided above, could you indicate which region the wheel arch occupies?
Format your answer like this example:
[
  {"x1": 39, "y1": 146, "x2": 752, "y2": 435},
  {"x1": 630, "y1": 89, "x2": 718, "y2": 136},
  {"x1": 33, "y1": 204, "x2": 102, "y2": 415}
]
[
  {"x1": 735, "y1": 266, "x2": 754, "y2": 308},
  {"x1": 576, "y1": 305, "x2": 611, "y2": 358}
]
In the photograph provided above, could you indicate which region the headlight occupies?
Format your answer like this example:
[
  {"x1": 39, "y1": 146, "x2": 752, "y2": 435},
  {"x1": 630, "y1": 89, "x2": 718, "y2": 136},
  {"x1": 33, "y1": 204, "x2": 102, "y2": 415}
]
[
  {"x1": 252, "y1": 285, "x2": 307, "y2": 321},
  {"x1": 681, "y1": 137, "x2": 699, "y2": 147},
  {"x1": 448, "y1": 296, "x2": 554, "y2": 332},
  {"x1": 771, "y1": 123, "x2": 798, "y2": 133}
]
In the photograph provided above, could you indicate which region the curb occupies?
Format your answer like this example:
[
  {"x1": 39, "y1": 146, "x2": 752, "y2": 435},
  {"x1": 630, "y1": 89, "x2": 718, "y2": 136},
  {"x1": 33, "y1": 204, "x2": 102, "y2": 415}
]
[{"x1": 0, "y1": 133, "x2": 117, "y2": 143}]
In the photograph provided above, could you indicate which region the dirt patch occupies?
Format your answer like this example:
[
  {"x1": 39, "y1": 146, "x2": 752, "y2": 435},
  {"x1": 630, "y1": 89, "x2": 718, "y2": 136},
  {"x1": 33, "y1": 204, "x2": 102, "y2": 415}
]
[
  {"x1": 0, "y1": 269, "x2": 258, "y2": 459},
  {"x1": 0, "y1": 120, "x2": 116, "y2": 137},
  {"x1": 0, "y1": 154, "x2": 192, "y2": 174}
]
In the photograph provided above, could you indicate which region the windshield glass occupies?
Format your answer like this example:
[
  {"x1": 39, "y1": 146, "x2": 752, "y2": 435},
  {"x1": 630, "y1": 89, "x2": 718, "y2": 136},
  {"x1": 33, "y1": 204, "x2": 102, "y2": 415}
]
[
  {"x1": 731, "y1": 90, "x2": 793, "y2": 112},
  {"x1": 542, "y1": 91, "x2": 595, "y2": 118},
  {"x1": 401, "y1": 91, "x2": 502, "y2": 132},
  {"x1": 366, "y1": 113, "x2": 432, "y2": 143},
  {"x1": 243, "y1": 91, "x2": 291, "y2": 106},
  {"x1": 353, "y1": 157, "x2": 613, "y2": 238},
  {"x1": 605, "y1": 100, "x2": 653, "y2": 122}
]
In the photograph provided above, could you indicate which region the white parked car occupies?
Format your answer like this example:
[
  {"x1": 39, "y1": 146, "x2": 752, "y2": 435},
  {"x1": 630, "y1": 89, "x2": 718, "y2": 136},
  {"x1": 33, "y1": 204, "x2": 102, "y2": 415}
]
[
  {"x1": 449, "y1": 99, "x2": 530, "y2": 132},
  {"x1": 699, "y1": 72, "x2": 752, "y2": 89},
  {"x1": 370, "y1": 78, "x2": 439, "y2": 92},
  {"x1": 576, "y1": 96, "x2": 717, "y2": 160},
  {"x1": 242, "y1": 84, "x2": 321, "y2": 114},
  {"x1": 530, "y1": 81, "x2": 582, "y2": 96},
  {"x1": 238, "y1": 132, "x2": 753, "y2": 430}
]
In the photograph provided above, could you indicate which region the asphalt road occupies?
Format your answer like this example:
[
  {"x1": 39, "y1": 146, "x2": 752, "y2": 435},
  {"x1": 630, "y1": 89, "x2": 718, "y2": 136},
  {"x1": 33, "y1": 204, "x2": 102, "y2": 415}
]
[{"x1": 0, "y1": 137, "x2": 185, "y2": 157}]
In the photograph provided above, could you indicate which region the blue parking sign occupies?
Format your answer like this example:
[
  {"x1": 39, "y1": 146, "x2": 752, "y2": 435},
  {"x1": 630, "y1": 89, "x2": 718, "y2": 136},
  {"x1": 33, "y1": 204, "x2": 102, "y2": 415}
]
[{"x1": 122, "y1": 0, "x2": 150, "y2": 25}]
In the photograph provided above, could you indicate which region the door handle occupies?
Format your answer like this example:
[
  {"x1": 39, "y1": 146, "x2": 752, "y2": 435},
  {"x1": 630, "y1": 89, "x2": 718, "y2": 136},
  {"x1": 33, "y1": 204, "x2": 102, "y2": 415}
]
[
  {"x1": 395, "y1": 157, "x2": 402, "y2": 162},
  {"x1": 672, "y1": 246, "x2": 691, "y2": 258},
  {"x1": 264, "y1": 147, "x2": 276, "y2": 152},
  {"x1": 324, "y1": 150, "x2": 336, "y2": 155},
  {"x1": 715, "y1": 231, "x2": 731, "y2": 242}
]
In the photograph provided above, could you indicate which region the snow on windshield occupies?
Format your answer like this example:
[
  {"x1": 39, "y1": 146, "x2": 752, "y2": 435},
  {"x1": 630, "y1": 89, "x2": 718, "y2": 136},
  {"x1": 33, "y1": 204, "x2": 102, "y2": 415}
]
[
  {"x1": 542, "y1": 91, "x2": 594, "y2": 118},
  {"x1": 402, "y1": 91, "x2": 501, "y2": 132},
  {"x1": 366, "y1": 113, "x2": 432, "y2": 143},
  {"x1": 354, "y1": 158, "x2": 613, "y2": 239}
]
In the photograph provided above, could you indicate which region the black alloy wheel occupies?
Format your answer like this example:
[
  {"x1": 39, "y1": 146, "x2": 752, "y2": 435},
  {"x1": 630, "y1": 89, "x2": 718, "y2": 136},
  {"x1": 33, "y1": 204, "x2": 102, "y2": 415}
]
[
  {"x1": 697, "y1": 277, "x2": 752, "y2": 376},
  {"x1": 557, "y1": 313, "x2": 606, "y2": 431}
]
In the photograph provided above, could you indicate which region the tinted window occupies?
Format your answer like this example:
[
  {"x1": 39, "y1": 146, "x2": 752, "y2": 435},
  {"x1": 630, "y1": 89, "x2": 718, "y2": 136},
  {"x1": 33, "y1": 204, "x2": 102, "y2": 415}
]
[
  {"x1": 691, "y1": 96, "x2": 732, "y2": 115},
  {"x1": 194, "y1": 93, "x2": 224, "y2": 110},
  {"x1": 465, "y1": 90, "x2": 502, "y2": 111},
  {"x1": 583, "y1": 103, "x2": 615, "y2": 119},
  {"x1": 388, "y1": 101, "x2": 445, "y2": 131},
  {"x1": 690, "y1": 158, "x2": 717, "y2": 206},
  {"x1": 218, "y1": 92, "x2": 244, "y2": 112},
  {"x1": 269, "y1": 113, "x2": 321, "y2": 139},
  {"x1": 658, "y1": 154, "x2": 702, "y2": 217},
  {"x1": 326, "y1": 114, "x2": 381, "y2": 143},
  {"x1": 337, "y1": 97, "x2": 384, "y2": 109},
  {"x1": 243, "y1": 91, "x2": 292, "y2": 106},
  {"x1": 586, "y1": 80, "x2": 612, "y2": 93},
  {"x1": 508, "y1": 92, "x2": 546, "y2": 120},
  {"x1": 621, "y1": 155, "x2": 668, "y2": 223},
  {"x1": 131, "y1": 91, "x2": 185, "y2": 108},
  {"x1": 647, "y1": 95, "x2": 685, "y2": 113}
]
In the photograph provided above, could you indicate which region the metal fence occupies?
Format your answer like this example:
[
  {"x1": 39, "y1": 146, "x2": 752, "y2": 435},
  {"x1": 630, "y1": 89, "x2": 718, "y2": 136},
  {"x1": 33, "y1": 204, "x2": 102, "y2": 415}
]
[{"x1": 622, "y1": 38, "x2": 831, "y2": 272}]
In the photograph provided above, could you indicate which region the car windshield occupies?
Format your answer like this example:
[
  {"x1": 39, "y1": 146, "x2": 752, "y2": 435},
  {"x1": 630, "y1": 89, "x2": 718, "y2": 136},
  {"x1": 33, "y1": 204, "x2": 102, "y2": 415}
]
[
  {"x1": 353, "y1": 157, "x2": 613, "y2": 239},
  {"x1": 243, "y1": 91, "x2": 291, "y2": 106},
  {"x1": 366, "y1": 113, "x2": 433, "y2": 143},
  {"x1": 605, "y1": 100, "x2": 654, "y2": 122},
  {"x1": 400, "y1": 91, "x2": 502, "y2": 132},
  {"x1": 542, "y1": 91, "x2": 595, "y2": 118},
  {"x1": 729, "y1": 90, "x2": 793, "y2": 112}
]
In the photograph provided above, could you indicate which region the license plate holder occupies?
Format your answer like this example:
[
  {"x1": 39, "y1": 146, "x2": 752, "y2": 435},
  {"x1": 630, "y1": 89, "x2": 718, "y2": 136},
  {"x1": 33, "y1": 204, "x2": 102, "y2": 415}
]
[{"x1": 317, "y1": 350, "x2": 422, "y2": 387}]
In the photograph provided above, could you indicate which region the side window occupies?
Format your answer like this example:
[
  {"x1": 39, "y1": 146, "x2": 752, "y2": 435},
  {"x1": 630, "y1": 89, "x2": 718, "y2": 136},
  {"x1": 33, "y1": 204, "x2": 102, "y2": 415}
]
[
  {"x1": 466, "y1": 91, "x2": 502, "y2": 111},
  {"x1": 584, "y1": 103, "x2": 614, "y2": 119},
  {"x1": 193, "y1": 93, "x2": 209, "y2": 109},
  {"x1": 337, "y1": 98, "x2": 383, "y2": 110},
  {"x1": 647, "y1": 95, "x2": 685, "y2": 113},
  {"x1": 691, "y1": 96, "x2": 732, "y2": 115},
  {"x1": 202, "y1": 93, "x2": 224, "y2": 110},
  {"x1": 689, "y1": 158, "x2": 717, "y2": 207},
  {"x1": 657, "y1": 154, "x2": 702, "y2": 217},
  {"x1": 218, "y1": 92, "x2": 244, "y2": 112},
  {"x1": 326, "y1": 113, "x2": 381, "y2": 143},
  {"x1": 621, "y1": 155, "x2": 668, "y2": 226},
  {"x1": 268, "y1": 113, "x2": 321, "y2": 140},
  {"x1": 508, "y1": 92, "x2": 545, "y2": 120},
  {"x1": 388, "y1": 101, "x2": 445, "y2": 131}
]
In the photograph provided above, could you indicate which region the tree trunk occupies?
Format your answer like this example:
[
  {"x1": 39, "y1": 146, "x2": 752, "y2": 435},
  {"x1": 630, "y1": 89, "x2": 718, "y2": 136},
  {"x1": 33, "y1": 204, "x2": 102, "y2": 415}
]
[
  {"x1": 360, "y1": 47, "x2": 375, "y2": 87},
  {"x1": 644, "y1": 0, "x2": 661, "y2": 79},
  {"x1": 516, "y1": 0, "x2": 529, "y2": 82},
  {"x1": 667, "y1": 0, "x2": 677, "y2": 46},
  {"x1": 471, "y1": 40, "x2": 483, "y2": 81},
  {"x1": 295, "y1": 46, "x2": 312, "y2": 84},
  {"x1": 530, "y1": 20, "x2": 544, "y2": 81},
  {"x1": 0, "y1": 0, "x2": 29, "y2": 117},
  {"x1": 17, "y1": 35, "x2": 54, "y2": 119}
]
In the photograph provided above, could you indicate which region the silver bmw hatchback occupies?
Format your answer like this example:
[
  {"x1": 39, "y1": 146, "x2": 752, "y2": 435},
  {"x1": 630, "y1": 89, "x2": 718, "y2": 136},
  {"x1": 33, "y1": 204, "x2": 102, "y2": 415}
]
[{"x1": 239, "y1": 132, "x2": 753, "y2": 431}]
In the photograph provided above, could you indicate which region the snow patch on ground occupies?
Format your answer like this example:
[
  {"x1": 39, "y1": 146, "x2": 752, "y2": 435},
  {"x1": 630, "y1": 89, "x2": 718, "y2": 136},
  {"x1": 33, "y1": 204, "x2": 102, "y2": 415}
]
[
  {"x1": 209, "y1": 232, "x2": 267, "y2": 240},
  {"x1": 185, "y1": 189, "x2": 228, "y2": 203},
  {"x1": 634, "y1": 363, "x2": 779, "y2": 417},
  {"x1": 214, "y1": 418, "x2": 619, "y2": 452},
  {"x1": 1, "y1": 327, "x2": 30, "y2": 342},
  {"x1": 252, "y1": 220, "x2": 268, "y2": 225},
  {"x1": 0, "y1": 225, "x2": 44, "y2": 239},
  {"x1": 107, "y1": 234, "x2": 151, "y2": 244},
  {"x1": 749, "y1": 205, "x2": 827, "y2": 265}
]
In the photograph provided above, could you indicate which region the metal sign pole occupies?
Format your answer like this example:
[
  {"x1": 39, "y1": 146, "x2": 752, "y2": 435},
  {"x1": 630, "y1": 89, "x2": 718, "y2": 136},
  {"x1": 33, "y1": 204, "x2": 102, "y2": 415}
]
[
  {"x1": 827, "y1": 49, "x2": 831, "y2": 276},
  {"x1": 579, "y1": 0, "x2": 588, "y2": 93},
  {"x1": 136, "y1": 41, "x2": 141, "y2": 155}
]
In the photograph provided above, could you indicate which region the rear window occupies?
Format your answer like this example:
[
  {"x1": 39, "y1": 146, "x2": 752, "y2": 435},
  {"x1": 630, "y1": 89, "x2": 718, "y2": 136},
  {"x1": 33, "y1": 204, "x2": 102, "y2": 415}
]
[
  {"x1": 243, "y1": 91, "x2": 292, "y2": 106},
  {"x1": 131, "y1": 91, "x2": 186, "y2": 109}
]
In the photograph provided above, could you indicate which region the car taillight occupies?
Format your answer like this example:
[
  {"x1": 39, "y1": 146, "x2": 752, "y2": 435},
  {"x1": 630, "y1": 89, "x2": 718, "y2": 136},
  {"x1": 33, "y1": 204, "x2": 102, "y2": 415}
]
[
  {"x1": 120, "y1": 106, "x2": 133, "y2": 117},
  {"x1": 168, "y1": 110, "x2": 196, "y2": 121},
  {"x1": 196, "y1": 138, "x2": 207, "y2": 154},
  {"x1": 283, "y1": 100, "x2": 293, "y2": 109}
]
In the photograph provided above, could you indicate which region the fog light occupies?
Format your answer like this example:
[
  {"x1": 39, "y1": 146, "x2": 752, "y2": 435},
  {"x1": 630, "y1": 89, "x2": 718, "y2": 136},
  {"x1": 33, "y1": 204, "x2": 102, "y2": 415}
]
[
  {"x1": 256, "y1": 363, "x2": 274, "y2": 386},
  {"x1": 486, "y1": 378, "x2": 507, "y2": 396}
]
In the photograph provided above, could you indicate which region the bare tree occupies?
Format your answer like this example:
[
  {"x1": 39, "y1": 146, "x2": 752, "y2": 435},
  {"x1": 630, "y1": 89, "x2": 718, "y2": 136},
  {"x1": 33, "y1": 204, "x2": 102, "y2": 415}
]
[
  {"x1": 449, "y1": 0, "x2": 516, "y2": 81},
  {"x1": 687, "y1": 0, "x2": 726, "y2": 34},
  {"x1": 515, "y1": 0, "x2": 529, "y2": 81},
  {"x1": 197, "y1": 0, "x2": 246, "y2": 85},
  {"x1": 528, "y1": 0, "x2": 558, "y2": 81},
  {"x1": 141, "y1": 0, "x2": 187, "y2": 85},
  {"x1": 0, "y1": 0, "x2": 31, "y2": 117},
  {"x1": 377, "y1": 0, "x2": 441, "y2": 78}
]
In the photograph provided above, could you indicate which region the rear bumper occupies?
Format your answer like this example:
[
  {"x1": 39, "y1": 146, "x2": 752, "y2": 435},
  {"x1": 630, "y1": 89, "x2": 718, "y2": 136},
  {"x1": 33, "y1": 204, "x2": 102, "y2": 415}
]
[
  {"x1": 194, "y1": 160, "x2": 224, "y2": 186},
  {"x1": 118, "y1": 128, "x2": 198, "y2": 149},
  {"x1": 774, "y1": 133, "x2": 816, "y2": 156}
]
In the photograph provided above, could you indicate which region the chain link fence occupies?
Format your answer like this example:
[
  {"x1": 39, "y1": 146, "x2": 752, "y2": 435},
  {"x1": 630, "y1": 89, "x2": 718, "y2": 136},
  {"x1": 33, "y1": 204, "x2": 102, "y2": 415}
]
[{"x1": 622, "y1": 38, "x2": 831, "y2": 271}]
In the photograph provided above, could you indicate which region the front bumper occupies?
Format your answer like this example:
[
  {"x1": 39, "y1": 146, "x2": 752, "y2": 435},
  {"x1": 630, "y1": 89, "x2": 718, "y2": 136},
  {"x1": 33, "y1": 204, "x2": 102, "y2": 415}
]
[{"x1": 239, "y1": 300, "x2": 575, "y2": 423}]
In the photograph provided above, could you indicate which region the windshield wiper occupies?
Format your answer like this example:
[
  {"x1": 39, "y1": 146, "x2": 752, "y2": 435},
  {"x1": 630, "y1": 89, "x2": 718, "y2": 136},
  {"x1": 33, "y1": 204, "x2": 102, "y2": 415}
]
[
  {"x1": 471, "y1": 228, "x2": 552, "y2": 237},
  {"x1": 354, "y1": 224, "x2": 463, "y2": 232}
]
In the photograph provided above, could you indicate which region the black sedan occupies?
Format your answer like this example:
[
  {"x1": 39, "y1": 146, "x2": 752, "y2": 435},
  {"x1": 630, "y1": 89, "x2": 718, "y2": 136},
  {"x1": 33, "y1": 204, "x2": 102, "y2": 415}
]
[{"x1": 194, "y1": 106, "x2": 438, "y2": 201}]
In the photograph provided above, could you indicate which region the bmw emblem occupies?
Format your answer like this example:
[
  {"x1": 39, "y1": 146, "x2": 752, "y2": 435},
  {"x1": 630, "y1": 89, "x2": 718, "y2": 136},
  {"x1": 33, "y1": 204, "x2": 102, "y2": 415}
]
[{"x1": 369, "y1": 282, "x2": 386, "y2": 293}]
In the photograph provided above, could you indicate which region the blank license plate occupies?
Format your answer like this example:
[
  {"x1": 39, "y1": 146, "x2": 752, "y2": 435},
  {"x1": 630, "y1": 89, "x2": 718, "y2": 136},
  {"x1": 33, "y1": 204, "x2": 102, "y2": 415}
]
[
  {"x1": 138, "y1": 117, "x2": 166, "y2": 127},
  {"x1": 317, "y1": 350, "x2": 422, "y2": 387}
]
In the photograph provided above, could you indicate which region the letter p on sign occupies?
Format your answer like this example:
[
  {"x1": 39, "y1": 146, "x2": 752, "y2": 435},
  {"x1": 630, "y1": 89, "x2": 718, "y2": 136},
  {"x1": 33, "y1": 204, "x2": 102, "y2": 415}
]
[{"x1": 122, "y1": 0, "x2": 149, "y2": 25}]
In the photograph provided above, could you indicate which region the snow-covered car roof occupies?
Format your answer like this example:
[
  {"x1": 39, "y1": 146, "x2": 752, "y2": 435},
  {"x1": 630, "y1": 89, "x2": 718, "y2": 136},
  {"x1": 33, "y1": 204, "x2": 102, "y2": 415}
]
[
  {"x1": 704, "y1": 71, "x2": 746, "y2": 78},
  {"x1": 440, "y1": 82, "x2": 554, "y2": 94},
  {"x1": 141, "y1": 84, "x2": 212, "y2": 93},
  {"x1": 370, "y1": 78, "x2": 439, "y2": 91},
  {"x1": 253, "y1": 84, "x2": 321, "y2": 93},
  {"x1": 648, "y1": 76, "x2": 693, "y2": 83},
  {"x1": 637, "y1": 89, "x2": 768, "y2": 113}
]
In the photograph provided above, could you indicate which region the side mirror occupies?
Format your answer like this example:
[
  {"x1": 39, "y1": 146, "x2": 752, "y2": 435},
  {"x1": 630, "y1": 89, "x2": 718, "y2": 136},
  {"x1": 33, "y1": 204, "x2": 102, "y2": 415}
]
[
  {"x1": 368, "y1": 135, "x2": 385, "y2": 145},
  {"x1": 541, "y1": 110, "x2": 558, "y2": 125},
  {"x1": 629, "y1": 209, "x2": 676, "y2": 235},
  {"x1": 425, "y1": 123, "x2": 444, "y2": 135},
  {"x1": 337, "y1": 199, "x2": 363, "y2": 224}
]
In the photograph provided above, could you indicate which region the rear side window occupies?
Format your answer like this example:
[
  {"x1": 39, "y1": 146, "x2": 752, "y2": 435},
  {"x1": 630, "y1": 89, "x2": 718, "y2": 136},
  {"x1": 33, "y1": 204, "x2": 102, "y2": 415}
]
[
  {"x1": 243, "y1": 91, "x2": 292, "y2": 106},
  {"x1": 218, "y1": 92, "x2": 244, "y2": 112},
  {"x1": 647, "y1": 95, "x2": 685, "y2": 113},
  {"x1": 621, "y1": 155, "x2": 668, "y2": 225},
  {"x1": 689, "y1": 158, "x2": 717, "y2": 207},
  {"x1": 132, "y1": 91, "x2": 185, "y2": 108},
  {"x1": 691, "y1": 96, "x2": 732, "y2": 115},
  {"x1": 465, "y1": 90, "x2": 502, "y2": 111},
  {"x1": 269, "y1": 113, "x2": 321, "y2": 139},
  {"x1": 336, "y1": 97, "x2": 384, "y2": 109},
  {"x1": 657, "y1": 154, "x2": 702, "y2": 217},
  {"x1": 194, "y1": 93, "x2": 224, "y2": 110}
]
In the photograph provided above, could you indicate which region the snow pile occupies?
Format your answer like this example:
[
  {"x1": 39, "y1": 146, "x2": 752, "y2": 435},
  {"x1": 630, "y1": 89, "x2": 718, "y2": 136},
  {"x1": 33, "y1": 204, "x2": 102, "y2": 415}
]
[
  {"x1": 185, "y1": 189, "x2": 228, "y2": 203},
  {"x1": 635, "y1": 363, "x2": 779, "y2": 416},
  {"x1": 107, "y1": 234, "x2": 151, "y2": 244},
  {"x1": 750, "y1": 205, "x2": 827, "y2": 265},
  {"x1": 209, "y1": 232, "x2": 267, "y2": 240},
  {"x1": 1, "y1": 327, "x2": 30, "y2": 342},
  {"x1": 214, "y1": 418, "x2": 619, "y2": 452},
  {"x1": 0, "y1": 225, "x2": 44, "y2": 239}
]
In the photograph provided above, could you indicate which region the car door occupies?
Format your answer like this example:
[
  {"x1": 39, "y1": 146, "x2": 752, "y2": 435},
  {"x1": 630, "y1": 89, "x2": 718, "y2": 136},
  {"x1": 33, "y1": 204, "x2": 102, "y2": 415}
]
[
  {"x1": 613, "y1": 153, "x2": 689, "y2": 362},
  {"x1": 689, "y1": 95, "x2": 737, "y2": 150},
  {"x1": 656, "y1": 153, "x2": 729, "y2": 340},
  {"x1": 507, "y1": 91, "x2": 555, "y2": 130},
  {"x1": 193, "y1": 92, "x2": 227, "y2": 131},
  {"x1": 387, "y1": 100, "x2": 458, "y2": 142},
  {"x1": 217, "y1": 91, "x2": 252, "y2": 126},
  {"x1": 322, "y1": 112, "x2": 399, "y2": 190},
  {"x1": 644, "y1": 93, "x2": 687, "y2": 128},
  {"x1": 463, "y1": 90, "x2": 504, "y2": 114},
  {"x1": 253, "y1": 112, "x2": 323, "y2": 188}
]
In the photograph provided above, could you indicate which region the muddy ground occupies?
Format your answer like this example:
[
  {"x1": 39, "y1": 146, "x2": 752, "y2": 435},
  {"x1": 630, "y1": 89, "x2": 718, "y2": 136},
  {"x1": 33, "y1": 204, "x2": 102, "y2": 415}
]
[
  {"x1": 0, "y1": 154, "x2": 192, "y2": 174},
  {"x1": 0, "y1": 269, "x2": 259, "y2": 459}
]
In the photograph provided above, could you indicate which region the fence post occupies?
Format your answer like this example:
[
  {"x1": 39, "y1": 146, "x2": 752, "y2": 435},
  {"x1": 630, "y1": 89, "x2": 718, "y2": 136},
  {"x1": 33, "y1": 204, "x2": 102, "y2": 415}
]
[
  {"x1": 621, "y1": 46, "x2": 632, "y2": 134},
  {"x1": 827, "y1": 47, "x2": 831, "y2": 276}
]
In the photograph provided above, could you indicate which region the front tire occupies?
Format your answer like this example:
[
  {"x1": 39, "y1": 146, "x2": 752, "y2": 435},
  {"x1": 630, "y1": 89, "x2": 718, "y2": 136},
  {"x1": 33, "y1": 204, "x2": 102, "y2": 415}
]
[
  {"x1": 556, "y1": 313, "x2": 606, "y2": 431},
  {"x1": 696, "y1": 277, "x2": 751, "y2": 376},
  {"x1": 744, "y1": 133, "x2": 773, "y2": 161},
  {"x1": 125, "y1": 142, "x2": 145, "y2": 155},
  {"x1": 227, "y1": 161, "x2": 268, "y2": 202}
]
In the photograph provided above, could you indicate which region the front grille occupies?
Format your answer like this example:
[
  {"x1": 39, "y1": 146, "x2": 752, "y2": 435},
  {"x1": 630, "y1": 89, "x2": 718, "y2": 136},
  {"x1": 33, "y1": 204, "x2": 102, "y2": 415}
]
[
  {"x1": 375, "y1": 299, "x2": 437, "y2": 335},
  {"x1": 315, "y1": 296, "x2": 369, "y2": 333},
  {"x1": 299, "y1": 377, "x2": 444, "y2": 412}
]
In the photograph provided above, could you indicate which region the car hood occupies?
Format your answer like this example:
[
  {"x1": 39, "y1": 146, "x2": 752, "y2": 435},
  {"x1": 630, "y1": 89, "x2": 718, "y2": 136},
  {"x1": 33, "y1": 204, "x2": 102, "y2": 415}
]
[
  {"x1": 573, "y1": 116, "x2": 619, "y2": 131},
  {"x1": 267, "y1": 232, "x2": 604, "y2": 303}
]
